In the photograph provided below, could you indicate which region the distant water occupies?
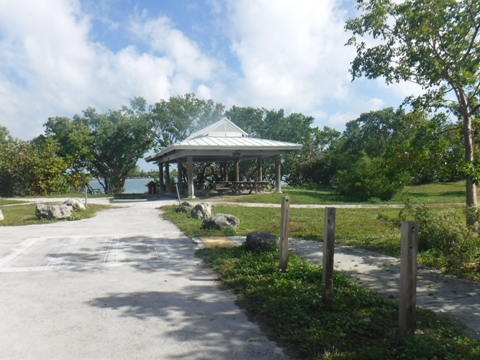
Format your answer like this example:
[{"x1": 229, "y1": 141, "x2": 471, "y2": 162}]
[{"x1": 89, "y1": 178, "x2": 154, "y2": 194}]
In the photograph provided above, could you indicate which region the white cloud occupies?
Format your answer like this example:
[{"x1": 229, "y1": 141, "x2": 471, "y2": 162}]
[
  {"x1": 0, "y1": 0, "x2": 222, "y2": 140},
  {"x1": 0, "y1": 0, "x2": 412, "y2": 143},
  {"x1": 222, "y1": 0, "x2": 356, "y2": 114},
  {"x1": 327, "y1": 97, "x2": 385, "y2": 127}
]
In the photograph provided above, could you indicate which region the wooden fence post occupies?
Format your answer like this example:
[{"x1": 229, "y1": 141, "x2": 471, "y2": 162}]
[
  {"x1": 279, "y1": 196, "x2": 290, "y2": 272},
  {"x1": 398, "y1": 220, "x2": 418, "y2": 343},
  {"x1": 322, "y1": 207, "x2": 335, "y2": 301}
]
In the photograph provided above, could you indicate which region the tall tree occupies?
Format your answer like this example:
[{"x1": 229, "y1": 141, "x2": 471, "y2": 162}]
[
  {"x1": 346, "y1": 0, "x2": 480, "y2": 222},
  {"x1": 75, "y1": 99, "x2": 154, "y2": 194},
  {"x1": 150, "y1": 93, "x2": 224, "y2": 150},
  {"x1": 0, "y1": 128, "x2": 68, "y2": 197},
  {"x1": 44, "y1": 116, "x2": 93, "y2": 190},
  {"x1": 46, "y1": 98, "x2": 154, "y2": 194}
]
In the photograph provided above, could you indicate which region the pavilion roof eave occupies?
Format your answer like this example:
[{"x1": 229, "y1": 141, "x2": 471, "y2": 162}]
[{"x1": 145, "y1": 146, "x2": 301, "y2": 164}]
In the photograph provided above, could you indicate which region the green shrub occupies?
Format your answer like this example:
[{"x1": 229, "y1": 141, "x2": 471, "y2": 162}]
[
  {"x1": 332, "y1": 154, "x2": 410, "y2": 201},
  {"x1": 398, "y1": 203, "x2": 480, "y2": 270}
]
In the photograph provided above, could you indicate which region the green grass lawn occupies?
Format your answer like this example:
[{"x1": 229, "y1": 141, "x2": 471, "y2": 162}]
[
  {"x1": 224, "y1": 181, "x2": 472, "y2": 205},
  {"x1": 0, "y1": 203, "x2": 112, "y2": 226},
  {"x1": 0, "y1": 199, "x2": 24, "y2": 206},
  {"x1": 198, "y1": 246, "x2": 480, "y2": 359},
  {"x1": 163, "y1": 205, "x2": 405, "y2": 256},
  {"x1": 402, "y1": 181, "x2": 469, "y2": 204}
]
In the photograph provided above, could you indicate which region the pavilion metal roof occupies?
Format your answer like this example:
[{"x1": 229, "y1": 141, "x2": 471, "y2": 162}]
[{"x1": 145, "y1": 118, "x2": 302, "y2": 164}]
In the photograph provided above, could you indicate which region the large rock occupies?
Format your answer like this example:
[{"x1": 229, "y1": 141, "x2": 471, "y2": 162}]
[
  {"x1": 63, "y1": 198, "x2": 86, "y2": 210},
  {"x1": 35, "y1": 204, "x2": 74, "y2": 220},
  {"x1": 202, "y1": 213, "x2": 240, "y2": 230},
  {"x1": 176, "y1": 201, "x2": 193, "y2": 213},
  {"x1": 191, "y1": 202, "x2": 212, "y2": 219},
  {"x1": 0, "y1": 209, "x2": 4, "y2": 221},
  {"x1": 245, "y1": 231, "x2": 279, "y2": 252}
]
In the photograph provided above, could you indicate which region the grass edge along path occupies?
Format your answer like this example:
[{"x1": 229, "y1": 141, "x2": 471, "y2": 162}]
[
  {"x1": 225, "y1": 182, "x2": 471, "y2": 205},
  {"x1": 198, "y1": 246, "x2": 480, "y2": 360},
  {"x1": 0, "y1": 203, "x2": 112, "y2": 226}
]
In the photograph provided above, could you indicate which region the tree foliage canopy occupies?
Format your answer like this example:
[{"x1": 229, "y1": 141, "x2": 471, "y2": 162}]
[
  {"x1": 346, "y1": 0, "x2": 480, "y2": 212},
  {"x1": 45, "y1": 97, "x2": 154, "y2": 194}
]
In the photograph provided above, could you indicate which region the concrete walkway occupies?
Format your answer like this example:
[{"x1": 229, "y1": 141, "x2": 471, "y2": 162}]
[{"x1": 0, "y1": 199, "x2": 289, "y2": 360}]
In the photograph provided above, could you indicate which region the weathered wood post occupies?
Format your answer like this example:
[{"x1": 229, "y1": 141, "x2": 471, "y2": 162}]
[
  {"x1": 399, "y1": 220, "x2": 418, "y2": 343},
  {"x1": 274, "y1": 155, "x2": 282, "y2": 193},
  {"x1": 322, "y1": 207, "x2": 336, "y2": 302},
  {"x1": 159, "y1": 164, "x2": 165, "y2": 192},
  {"x1": 279, "y1": 196, "x2": 290, "y2": 272},
  {"x1": 186, "y1": 156, "x2": 195, "y2": 199},
  {"x1": 165, "y1": 162, "x2": 170, "y2": 192}
]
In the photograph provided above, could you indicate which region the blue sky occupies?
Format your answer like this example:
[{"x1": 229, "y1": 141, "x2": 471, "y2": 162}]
[{"x1": 0, "y1": 0, "x2": 419, "y2": 152}]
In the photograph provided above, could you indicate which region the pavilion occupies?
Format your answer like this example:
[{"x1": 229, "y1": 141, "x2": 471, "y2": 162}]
[{"x1": 144, "y1": 118, "x2": 302, "y2": 198}]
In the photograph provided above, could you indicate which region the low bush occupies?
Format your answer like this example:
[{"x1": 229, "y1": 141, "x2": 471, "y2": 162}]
[
  {"x1": 332, "y1": 154, "x2": 410, "y2": 201},
  {"x1": 395, "y1": 203, "x2": 480, "y2": 278}
]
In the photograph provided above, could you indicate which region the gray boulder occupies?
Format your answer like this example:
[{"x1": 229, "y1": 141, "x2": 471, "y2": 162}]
[
  {"x1": 245, "y1": 231, "x2": 279, "y2": 252},
  {"x1": 63, "y1": 198, "x2": 86, "y2": 210},
  {"x1": 35, "y1": 204, "x2": 74, "y2": 220},
  {"x1": 176, "y1": 201, "x2": 193, "y2": 213},
  {"x1": 202, "y1": 213, "x2": 240, "y2": 230},
  {"x1": 191, "y1": 202, "x2": 212, "y2": 219},
  {"x1": 0, "y1": 209, "x2": 4, "y2": 221}
]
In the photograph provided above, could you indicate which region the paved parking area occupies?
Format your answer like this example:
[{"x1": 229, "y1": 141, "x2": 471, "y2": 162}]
[{"x1": 0, "y1": 234, "x2": 193, "y2": 272}]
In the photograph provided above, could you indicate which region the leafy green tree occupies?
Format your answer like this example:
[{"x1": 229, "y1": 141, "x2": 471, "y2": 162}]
[
  {"x1": 296, "y1": 126, "x2": 341, "y2": 187},
  {"x1": 407, "y1": 113, "x2": 464, "y2": 183},
  {"x1": 74, "y1": 99, "x2": 154, "y2": 194},
  {"x1": 150, "y1": 93, "x2": 224, "y2": 150},
  {"x1": 0, "y1": 128, "x2": 68, "y2": 196},
  {"x1": 27, "y1": 136, "x2": 69, "y2": 195},
  {"x1": 346, "y1": 0, "x2": 480, "y2": 221},
  {"x1": 45, "y1": 98, "x2": 154, "y2": 194},
  {"x1": 225, "y1": 106, "x2": 318, "y2": 185},
  {"x1": 331, "y1": 108, "x2": 415, "y2": 200},
  {"x1": 44, "y1": 117, "x2": 93, "y2": 191},
  {"x1": 332, "y1": 152, "x2": 410, "y2": 201}
]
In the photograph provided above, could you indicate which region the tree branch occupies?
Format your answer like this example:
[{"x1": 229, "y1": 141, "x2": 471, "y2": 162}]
[{"x1": 461, "y1": 0, "x2": 480, "y2": 62}]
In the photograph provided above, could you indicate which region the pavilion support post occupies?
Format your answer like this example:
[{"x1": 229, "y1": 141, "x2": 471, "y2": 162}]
[
  {"x1": 275, "y1": 155, "x2": 282, "y2": 193},
  {"x1": 235, "y1": 160, "x2": 240, "y2": 182},
  {"x1": 223, "y1": 161, "x2": 228, "y2": 181},
  {"x1": 159, "y1": 164, "x2": 165, "y2": 193},
  {"x1": 165, "y1": 163, "x2": 170, "y2": 192},
  {"x1": 178, "y1": 161, "x2": 183, "y2": 194},
  {"x1": 257, "y1": 157, "x2": 263, "y2": 181},
  {"x1": 187, "y1": 156, "x2": 195, "y2": 199}
]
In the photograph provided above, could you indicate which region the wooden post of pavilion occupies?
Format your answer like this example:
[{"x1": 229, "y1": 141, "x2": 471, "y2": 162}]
[
  {"x1": 165, "y1": 163, "x2": 170, "y2": 192},
  {"x1": 177, "y1": 160, "x2": 183, "y2": 194},
  {"x1": 275, "y1": 155, "x2": 282, "y2": 193},
  {"x1": 223, "y1": 161, "x2": 228, "y2": 181},
  {"x1": 159, "y1": 164, "x2": 165, "y2": 192},
  {"x1": 186, "y1": 156, "x2": 195, "y2": 199},
  {"x1": 235, "y1": 160, "x2": 240, "y2": 182},
  {"x1": 257, "y1": 157, "x2": 263, "y2": 181}
]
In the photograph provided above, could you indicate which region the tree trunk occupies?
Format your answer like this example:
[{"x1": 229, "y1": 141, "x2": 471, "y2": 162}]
[{"x1": 462, "y1": 108, "x2": 477, "y2": 226}]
